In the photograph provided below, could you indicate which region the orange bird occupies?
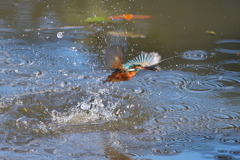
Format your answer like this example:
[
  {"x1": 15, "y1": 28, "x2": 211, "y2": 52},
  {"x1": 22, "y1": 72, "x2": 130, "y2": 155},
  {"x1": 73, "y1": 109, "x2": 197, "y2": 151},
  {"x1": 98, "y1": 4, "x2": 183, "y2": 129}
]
[
  {"x1": 107, "y1": 14, "x2": 152, "y2": 21},
  {"x1": 104, "y1": 45, "x2": 161, "y2": 83}
]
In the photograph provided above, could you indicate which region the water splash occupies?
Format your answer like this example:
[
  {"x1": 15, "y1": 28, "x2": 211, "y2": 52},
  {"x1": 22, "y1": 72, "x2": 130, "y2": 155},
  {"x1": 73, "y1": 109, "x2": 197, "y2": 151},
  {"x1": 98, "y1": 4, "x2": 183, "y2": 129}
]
[{"x1": 50, "y1": 97, "x2": 117, "y2": 125}]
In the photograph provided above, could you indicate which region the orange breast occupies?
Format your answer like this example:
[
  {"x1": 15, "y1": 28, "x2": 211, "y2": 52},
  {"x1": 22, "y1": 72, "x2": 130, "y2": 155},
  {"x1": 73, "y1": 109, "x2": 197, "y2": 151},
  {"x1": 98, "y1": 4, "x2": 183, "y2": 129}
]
[{"x1": 105, "y1": 71, "x2": 137, "y2": 82}]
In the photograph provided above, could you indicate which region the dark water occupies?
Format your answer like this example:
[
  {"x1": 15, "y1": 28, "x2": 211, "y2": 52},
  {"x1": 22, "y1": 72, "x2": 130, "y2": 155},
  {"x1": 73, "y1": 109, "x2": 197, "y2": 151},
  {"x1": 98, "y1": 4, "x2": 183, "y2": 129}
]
[{"x1": 1, "y1": 0, "x2": 240, "y2": 159}]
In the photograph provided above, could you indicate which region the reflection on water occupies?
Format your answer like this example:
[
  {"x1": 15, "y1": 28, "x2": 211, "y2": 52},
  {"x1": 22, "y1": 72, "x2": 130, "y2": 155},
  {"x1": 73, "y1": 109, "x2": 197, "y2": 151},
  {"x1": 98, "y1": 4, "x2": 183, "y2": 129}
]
[{"x1": 1, "y1": 0, "x2": 240, "y2": 159}]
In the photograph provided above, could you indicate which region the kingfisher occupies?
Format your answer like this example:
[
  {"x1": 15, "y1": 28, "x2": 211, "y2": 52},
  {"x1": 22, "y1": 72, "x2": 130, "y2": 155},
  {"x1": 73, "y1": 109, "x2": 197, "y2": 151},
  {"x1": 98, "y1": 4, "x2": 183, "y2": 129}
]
[{"x1": 104, "y1": 45, "x2": 161, "y2": 83}]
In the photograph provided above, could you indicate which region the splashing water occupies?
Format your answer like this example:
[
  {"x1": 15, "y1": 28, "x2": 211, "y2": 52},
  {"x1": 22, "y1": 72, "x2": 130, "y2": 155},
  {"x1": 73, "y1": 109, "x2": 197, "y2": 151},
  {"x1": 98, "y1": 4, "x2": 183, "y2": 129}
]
[{"x1": 51, "y1": 96, "x2": 118, "y2": 125}]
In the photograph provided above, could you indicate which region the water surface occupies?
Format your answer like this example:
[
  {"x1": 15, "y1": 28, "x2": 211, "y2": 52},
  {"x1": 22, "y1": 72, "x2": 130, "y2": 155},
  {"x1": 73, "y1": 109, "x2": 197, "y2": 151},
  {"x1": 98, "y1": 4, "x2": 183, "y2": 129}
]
[{"x1": 0, "y1": 0, "x2": 240, "y2": 159}]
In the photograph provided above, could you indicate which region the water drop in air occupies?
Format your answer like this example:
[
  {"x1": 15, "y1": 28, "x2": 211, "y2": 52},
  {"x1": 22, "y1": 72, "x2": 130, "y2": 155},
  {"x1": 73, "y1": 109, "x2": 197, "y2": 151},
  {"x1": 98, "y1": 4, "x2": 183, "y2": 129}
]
[
  {"x1": 70, "y1": 47, "x2": 77, "y2": 51},
  {"x1": 57, "y1": 32, "x2": 64, "y2": 38}
]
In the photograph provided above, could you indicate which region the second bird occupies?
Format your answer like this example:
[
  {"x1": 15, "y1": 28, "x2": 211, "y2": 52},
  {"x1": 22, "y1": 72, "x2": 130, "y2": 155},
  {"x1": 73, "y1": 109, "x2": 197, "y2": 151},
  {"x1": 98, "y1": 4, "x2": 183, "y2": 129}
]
[{"x1": 104, "y1": 45, "x2": 161, "y2": 83}]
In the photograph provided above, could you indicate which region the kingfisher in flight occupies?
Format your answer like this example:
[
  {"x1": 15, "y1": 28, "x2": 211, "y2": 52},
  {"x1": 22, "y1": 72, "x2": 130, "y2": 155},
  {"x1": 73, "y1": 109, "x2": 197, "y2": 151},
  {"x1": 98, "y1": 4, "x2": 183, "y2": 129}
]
[{"x1": 104, "y1": 45, "x2": 161, "y2": 83}]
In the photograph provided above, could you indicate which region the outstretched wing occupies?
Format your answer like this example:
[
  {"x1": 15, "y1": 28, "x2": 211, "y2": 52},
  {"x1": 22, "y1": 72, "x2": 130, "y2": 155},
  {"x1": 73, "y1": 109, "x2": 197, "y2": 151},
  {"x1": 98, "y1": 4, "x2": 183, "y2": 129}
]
[
  {"x1": 123, "y1": 52, "x2": 161, "y2": 69},
  {"x1": 104, "y1": 45, "x2": 126, "y2": 71}
]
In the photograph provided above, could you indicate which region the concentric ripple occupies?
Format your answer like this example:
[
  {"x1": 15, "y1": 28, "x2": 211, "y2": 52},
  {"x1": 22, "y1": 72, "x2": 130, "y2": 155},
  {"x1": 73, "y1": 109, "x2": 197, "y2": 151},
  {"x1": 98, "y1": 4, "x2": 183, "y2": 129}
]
[
  {"x1": 158, "y1": 103, "x2": 203, "y2": 113},
  {"x1": 35, "y1": 79, "x2": 68, "y2": 87},
  {"x1": 4, "y1": 48, "x2": 43, "y2": 67},
  {"x1": 66, "y1": 29, "x2": 92, "y2": 40},
  {"x1": 152, "y1": 148, "x2": 180, "y2": 155},
  {"x1": 179, "y1": 64, "x2": 219, "y2": 76},
  {"x1": 39, "y1": 45, "x2": 90, "y2": 57},
  {"x1": 0, "y1": 29, "x2": 19, "y2": 41},
  {"x1": 179, "y1": 75, "x2": 240, "y2": 94},
  {"x1": 220, "y1": 138, "x2": 240, "y2": 144},
  {"x1": 0, "y1": 55, "x2": 35, "y2": 68},
  {"x1": 215, "y1": 39, "x2": 240, "y2": 54},
  {"x1": 5, "y1": 132, "x2": 34, "y2": 145},
  {"x1": 215, "y1": 60, "x2": 240, "y2": 73},
  {"x1": 112, "y1": 83, "x2": 146, "y2": 99},
  {"x1": 185, "y1": 133, "x2": 214, "y2": 141},
  {"x1": 4, "y1": 57, "x2": 27, "y2": 65},
  {"x1": 138, "y1": 71, "x2": 189, "y2": 95},
  {"x1": 199, "y1": 109, "x2": 240, "y2": 130},
  {"x1": 5, "y1": 68, "x2": 42, "y2": 78},
  {"x1": 201, "y1": 110, "x2": 240, "y2": 121},
  {"x1": 8, "y1": 48, "x2": 42, "y2": 58},
  {"x1": 178, "y1": 50, "x2": 214, "y2": 60},
  {"x1": 206, "y1": 123, "x2": 237, "y2": 130}
]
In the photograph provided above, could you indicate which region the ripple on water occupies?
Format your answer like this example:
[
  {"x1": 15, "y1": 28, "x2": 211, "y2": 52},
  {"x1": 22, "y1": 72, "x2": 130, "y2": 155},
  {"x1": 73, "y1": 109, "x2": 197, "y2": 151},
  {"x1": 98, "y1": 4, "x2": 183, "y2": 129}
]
[
  {"x1": 185, "y1": 133, "x2": 215, "y2": 141},
  {"x1": 35, "y1": 45, "x2": 91, "y2": 71},
  {"x1": 220, "y1": 138, "x2": 240, "y2": 144},
  {"x1": 178, "y1": 50, "x2": 214, "y2": 60},
  {"x1": 179, "y1": 75, "x2": 239, "y2": 94},
  {"x1": 6, "y1": 132, "x2": 34, "y2": 145},
  {"x1": 200, "y1": 109, "x2": 240, "y2": 130},
  {"x1": 5, "y1": 68, "x2": 42, "y2": 78},
  {"x1": 190, "y1": 145, "x2": 214, "y2": 151},
  {"x1": 70, "y1": 46, "x2": 90, "y2": 54},
  {"x1": 35, "y1": 79, "x2": 69, "y2": 90},
  {"x1": 207, "y1": 123, "x2": 237, "y2": 130},
  {"x1": 4, "y1": 57, "x2": 27, "y2": 65},
  {"x1": 0, "y1": 80, "x2": 11, "y2": 86},
  {"x1": 164, "y1": 104, "x2": 190, "y2": 112},
  {"x1": 59, "y1": 69, "x2": 80, "y2": 77},
  {"x1": 66, "y1": 29, "x2": 92, "y2": 40},
  {"x1": 152, "y1": 148, "x2": 180, "y2": 156},
  {"x1": 40, "y1": 45, "x2": 90, "y2": 57},
  {"x1": 202, "y1": 110, "x2": 240, "y2": 121},
  {"x1": 112, "y1": 83, "x2": 146, "y2": 99},
  {"x1": 215, "y1": 60, "x2": 240, "y2": 73},
  {"x1": 0, "y1": 29, "x2": 19, "y2": 41},
  {"x1": 179, "y1": 64, "x2": 219, "y2": 76},
  {"x1": 8, "y1": 48, "x2": 42, "y2": 58},
  {"x1": 155, "y1": 103, "x2": 202, "y2": 115},
  {"x1": 214, "y1": 155, "x2": 234, "y2": 160},
  {"x1": 4, "y1": 48, "x2": 43, "y2": 67},
  {"x1": 155, "y1": 103, "x2": 203, "y2": 120},
  {"x1": 146, "y1": 72, "x2": 188, "y2": 86},
  {"x1": 136, "y1": 71, "x2": 189, "y2": 98},
  {"x1": 215, "y1": 39, "x2": 240, "y2": 54}
]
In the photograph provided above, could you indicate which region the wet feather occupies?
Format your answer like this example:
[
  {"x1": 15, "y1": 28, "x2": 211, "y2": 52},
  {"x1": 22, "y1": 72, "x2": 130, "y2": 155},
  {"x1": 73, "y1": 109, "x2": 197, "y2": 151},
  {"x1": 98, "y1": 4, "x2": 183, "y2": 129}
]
[
  {"x1": 104, "y1": 45, "x2": 161, "y2": 83},
  {"x1": 123, "y1": 52, "x2": 161, "y2": 70},
  {"x1": 104, "y1": 45, "x2": 126, "y2": 71}
]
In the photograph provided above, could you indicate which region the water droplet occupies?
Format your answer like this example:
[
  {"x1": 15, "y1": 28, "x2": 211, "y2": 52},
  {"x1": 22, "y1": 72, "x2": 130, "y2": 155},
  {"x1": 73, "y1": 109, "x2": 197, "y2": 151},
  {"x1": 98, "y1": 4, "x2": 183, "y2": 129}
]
[
  {"x1": 70, "y1": 47, "x2": 78, "y2": 51},
  {"x1": 57, "y1": 32, "x2": 64, "y2": 38}
]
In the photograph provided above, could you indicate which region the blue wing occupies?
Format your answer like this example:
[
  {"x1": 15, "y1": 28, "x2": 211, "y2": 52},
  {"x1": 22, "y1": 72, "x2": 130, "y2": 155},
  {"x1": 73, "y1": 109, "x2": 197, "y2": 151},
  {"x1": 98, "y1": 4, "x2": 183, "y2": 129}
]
[{"x1": 123, "y1": 52, "x2": 161, "y2": 70}]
